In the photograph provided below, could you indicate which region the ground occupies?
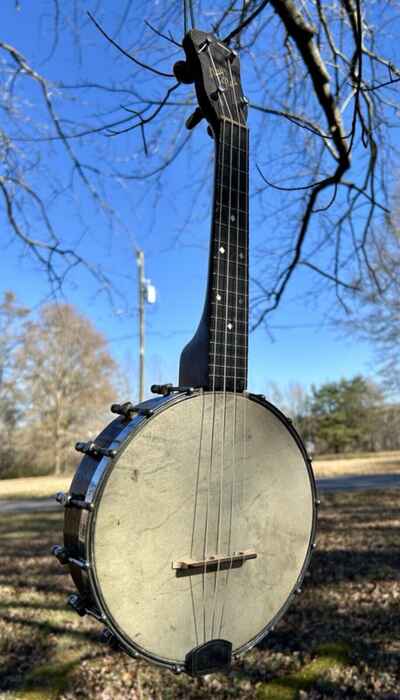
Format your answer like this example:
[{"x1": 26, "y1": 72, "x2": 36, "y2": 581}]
[{"x1": 0, "y1": 488, "x2": 399, "y2": 699}]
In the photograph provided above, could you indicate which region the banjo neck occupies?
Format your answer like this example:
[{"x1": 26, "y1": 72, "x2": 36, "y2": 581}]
[
  {"x1": 178, "y1": 29, "x2": 250, "y2": 394},
  {"x1": 208, "y1": 119, "x2": 249, "y2": 392}
]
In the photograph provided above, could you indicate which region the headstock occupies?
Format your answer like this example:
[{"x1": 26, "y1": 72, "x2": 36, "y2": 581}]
[{"x1": 174, "y1": 29, "x2": 248, "y2": 138}]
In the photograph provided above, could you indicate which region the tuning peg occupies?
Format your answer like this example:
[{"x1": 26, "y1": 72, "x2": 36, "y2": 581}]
[
  {"x1": 185, "y1": 107, "x2": 204, "y2": 130},
  {"x1": 211, "y1": 86, "x2": 225, "y2": 101},
  {"x1": 173, "y1": 60, "x2": 194, "y2": 84}
]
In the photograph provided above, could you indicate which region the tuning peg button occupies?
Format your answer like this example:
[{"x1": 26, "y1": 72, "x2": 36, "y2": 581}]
[
  {"x1": 185, "y1": 107, "x2": 204, "y2": 130},
  {"x1": 173, "y1": 60, "x2": 194, "y2": 84}
]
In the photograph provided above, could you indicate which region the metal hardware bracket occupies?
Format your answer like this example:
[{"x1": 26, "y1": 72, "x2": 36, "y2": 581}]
[
  {"x1": 75, "y1": 441, "x2": 117, "y2": 459},
  {"x1": 110, "y1": 402, "x2": 153, "y2": 418}
]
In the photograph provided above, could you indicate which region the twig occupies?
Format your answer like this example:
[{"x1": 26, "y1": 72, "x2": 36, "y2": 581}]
[
  {"x1": 87, "y1": 12, "x2": 174, "y2": 79},
  {"x1": 223, "y1": 0, "x2": 270, "y2": 44}
]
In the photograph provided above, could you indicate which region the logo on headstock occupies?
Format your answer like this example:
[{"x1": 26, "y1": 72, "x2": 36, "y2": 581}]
[{"x1": 208, "y1": 67, "x2": 238, "y2": 89}]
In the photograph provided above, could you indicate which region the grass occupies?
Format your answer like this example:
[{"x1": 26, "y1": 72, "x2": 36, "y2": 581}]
[
  {"x1": 0, "y1": 476, "x2": 71, "y2": 500},
  {"x1": 312, "y1": 450, "x2": 400, "y2": 478},
  {"x1": 255, "y1": 643, "x2": 351, "y2": 700},
  {"x1": 0, "y1": 489, "x2": 399, "y2": 699}
]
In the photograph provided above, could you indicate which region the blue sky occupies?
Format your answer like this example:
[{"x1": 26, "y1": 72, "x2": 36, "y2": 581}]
[{"x1": 0, "y1": 2, "x2": 384, "y2": 400}]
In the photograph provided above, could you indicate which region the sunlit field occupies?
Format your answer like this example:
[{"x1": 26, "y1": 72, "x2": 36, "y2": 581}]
[
  {"x1": 313, "y1": 450, "x2": 400, "y2": 478},
  {"x1": 0, "y1": 476, "x2": 71, "y2": 501}
]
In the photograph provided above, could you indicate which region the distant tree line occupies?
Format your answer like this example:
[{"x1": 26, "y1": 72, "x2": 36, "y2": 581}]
[
  {"x1": 1, "y1": 289, "x2": 399, "y2": 478},
  {"x1": 267, "y1": 376, "x2": 400, "y2": 456},
  {"x1": 0, "y1": 292, "x2": 119, "y2": 478}
]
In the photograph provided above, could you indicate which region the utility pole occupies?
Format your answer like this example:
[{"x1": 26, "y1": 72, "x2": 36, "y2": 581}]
[{"x1": 136, "y1": 249, "x2": 156, "y2": 402}]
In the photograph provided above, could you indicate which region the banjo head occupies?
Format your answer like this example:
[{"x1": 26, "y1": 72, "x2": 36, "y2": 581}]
[{"x1": 85, "y1": 391, "x2": 316, "y2": 669}]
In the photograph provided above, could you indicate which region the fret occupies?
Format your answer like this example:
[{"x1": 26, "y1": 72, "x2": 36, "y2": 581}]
[
  {"x1": 212, "y1": 266, "x2": 248, "y2": 277},
  {"x1": 216, "y1": 210, "x2": 247, "y2": 227},
  {"x1": 212, "y1": 258, "x2": 247, "y2": 279},
  {"x1": 220, "y1": 124, "x2": 248, "y2": 144},
  {"x1": 209, "y1": 375, "x2": 247, "y2": 384},
  {"x1": 211, "y1": 308, "x2": 247, "y2": 319},
  {"x1": 210, "y1": 316, "x2": 247, "y2": 327},
  {"x1": 210, "y1": 316, "x2": 247, "y2": 328},
  {"x1": 209, "y1": 356, "x2": 248, "y2": 367},
  {"x1": 211, "y1": 286, "x2": 248, "y2": 296},
  {"x1": 211, "y1": 284, "x2": 247, "y2": 298},
  {"x1": 221, "y1": 151, "x2": 246, "y2": 174},
  {"x1": 208, "y1": 373, "x2": 247, "y2": 381},
  {"x1": 209, "y1": 339, "x2": 247, "y2": 352},
  {"x1": 212, "y1": 253, "x2": 246, "y2": 265},
  {"x1": 211, "y1": 302, "x2": 247, "y2": 313},
  {"x1": 210, "y1": 312, "x2": 246, "y2": 321},
  {"x1": 220, "y1": 170, "x2": 248, "y2": 191},
  {"x1": 215, "y1": 205, "x2": 248, "y2": 223},
  {"x1": 219, "y1": 135, "x2": 248, "y2": 155},
  {"x1": 209, "y1": 381, "x2": 247, "y2": 392},
  {"x1": 212, "y1": 232, "x2": 248, "y2": 250},
  {"x1": 211, "y1": 286, "x2": 247, "y2": 302},
  {"x1": 216, "y1": 186, "x2": 247, "y2": 207},
  {"x1": 213, "y1": 239, "x2": 247, "y2": 251},
  {"x1": 211, "y1": 301, "x2": 247, "y2": 314},
  {"x1": 216, "y1": 200, "x2": 248, "y2": 215},
  {"x1": 211, "y1": 295, "x2": 247, "y2": 309},
  {"x1": 208, "y1": 361, "x2": 247, "y2": 374},
  {"x1": 212, "y1": 271, "x2": 248, "y2": 285},
  {"x1": 219, "y1": 128, "x2": 247, "y2": 145},
  {"x1": 209, "y1": 361, "x2": 247, "y2": 369},
  {"x1": 211, "y1": 282, "x2": 248, "y2": 293},
  {"x1": 219, "y1": 160, "x2": 248, "y2": 172},
  {"x1": 209, "y1": 364, "x2": 247, "y2": 374},
  {"x1": 216, "y1": 182, "x2": 247, "y2": 197},
  {"x1": 213, "y1": 242, "x2": 247, "y2": 259},
  {"x1": 210, "y1": 339, "x2": 247, "y2": 353},
  {"x1": 210, "y1": 329, "x2": 248, "y2": 340},
  {"x1": 209, "y1": 363, "x2": 247, "y2": 371}
]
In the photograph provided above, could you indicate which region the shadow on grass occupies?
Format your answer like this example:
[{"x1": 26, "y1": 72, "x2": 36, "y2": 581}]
[{"x1": 0, "y1": 491, "x2": 399, "y2": 698}]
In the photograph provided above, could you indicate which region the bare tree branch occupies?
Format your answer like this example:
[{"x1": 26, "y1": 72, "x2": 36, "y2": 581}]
[{"x1": 87, "y1": 12, "x2": 175, "y2": 79}]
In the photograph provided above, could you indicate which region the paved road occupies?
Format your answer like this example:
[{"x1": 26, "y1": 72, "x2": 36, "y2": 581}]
[
  {"x1": 0, "y1": 497, "x2": 60, "y2": 513},
  {"x1": 1, "y1": 473, "x2": 400, "y2": 513},
  {"x1": 317, "y1": 472, "x2": 400, "y2": 492}
]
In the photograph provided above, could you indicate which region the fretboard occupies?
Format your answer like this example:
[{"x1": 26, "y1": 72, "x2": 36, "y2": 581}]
[{"x1": 207, "y1": 120, "x2": 249, "y2": 392}]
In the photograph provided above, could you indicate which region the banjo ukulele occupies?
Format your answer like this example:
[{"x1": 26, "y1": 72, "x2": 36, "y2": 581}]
[{"x1": 53, "y1": 30, "x2": 317, "y2": 676}]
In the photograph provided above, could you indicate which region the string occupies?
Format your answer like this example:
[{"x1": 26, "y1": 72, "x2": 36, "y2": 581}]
[
  {"x1": 210, "y1": 87, "x2": 234, "y2": 640},
  {"x1": 201, "y1": 92, "x2": 226, "y2": 644},
  {"x1": 189, "y1": 386, "x2": 205, "y2": 648},
  {"x1": 203, "y1": 46, "x2": 235, "y2": 643},
  {"x1": 208, "y1": 47, "x2": 233, "y2": 638},
  {"x1": 217, "y1": 52, "x2": 245, "y2": 637}
]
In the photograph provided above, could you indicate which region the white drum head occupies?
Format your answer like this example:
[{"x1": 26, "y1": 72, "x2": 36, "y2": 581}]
[{"x1": 91, "y1": 393, "x2": 315, "y2": 664}]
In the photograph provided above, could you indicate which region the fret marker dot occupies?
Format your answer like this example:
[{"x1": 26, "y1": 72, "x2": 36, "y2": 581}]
[
  {"x1": 239, "y1": 298, "x2": 243, "y2": 304},
  {"x1": 219, "y1": 246, "x2": 225, "y2": 254},
  {"x1": 239, "y1": 252, "x2": 244, "y2": 259},
  {"x1": 227, "y1": 322, "x2": 233, "y2": 330},
  {"x1": 231, "y1": 215, "x2": 236, "y2": 222},
  {"x1": 216, "y1": 293, "x2": 222, "y2": 301}
]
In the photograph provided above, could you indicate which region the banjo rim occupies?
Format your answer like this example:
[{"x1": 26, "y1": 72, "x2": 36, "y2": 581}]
[{"x1": 68, "y1": 390, "x2": 318, "y2": 672}]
